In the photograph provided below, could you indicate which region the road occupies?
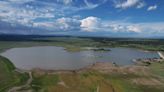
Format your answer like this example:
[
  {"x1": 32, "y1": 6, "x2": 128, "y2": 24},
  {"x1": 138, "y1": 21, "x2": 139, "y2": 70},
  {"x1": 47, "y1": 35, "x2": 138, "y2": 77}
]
[{"x1": 8, "y1": 72, "x2": 33, "y2": 92}]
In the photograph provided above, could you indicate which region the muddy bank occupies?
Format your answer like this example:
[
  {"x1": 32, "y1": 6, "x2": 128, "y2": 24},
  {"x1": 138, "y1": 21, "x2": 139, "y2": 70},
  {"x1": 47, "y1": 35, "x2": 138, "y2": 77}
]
[{"x1": 30, "y1": 62, "x2": 150, "y2": 76}]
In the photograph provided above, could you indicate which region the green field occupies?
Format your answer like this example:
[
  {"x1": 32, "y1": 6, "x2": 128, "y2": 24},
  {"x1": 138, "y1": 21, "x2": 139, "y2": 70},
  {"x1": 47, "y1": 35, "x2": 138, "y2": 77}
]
[{"x1": 28, "y1": 62, "x2": 164, "y2": 92}]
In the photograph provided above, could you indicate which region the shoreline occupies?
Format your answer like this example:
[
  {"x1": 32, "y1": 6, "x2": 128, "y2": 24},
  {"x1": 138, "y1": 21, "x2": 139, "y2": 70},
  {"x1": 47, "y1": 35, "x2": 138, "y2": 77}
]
[{"x1": 0, "y1": 47, "x2": 164, "y2": 74}]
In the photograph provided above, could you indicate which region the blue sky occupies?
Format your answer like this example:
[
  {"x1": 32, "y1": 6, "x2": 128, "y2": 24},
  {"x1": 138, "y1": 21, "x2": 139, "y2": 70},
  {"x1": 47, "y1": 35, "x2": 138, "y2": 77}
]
[{"x1": 0, "y1": 0, "x2": 164, "y2": 37}]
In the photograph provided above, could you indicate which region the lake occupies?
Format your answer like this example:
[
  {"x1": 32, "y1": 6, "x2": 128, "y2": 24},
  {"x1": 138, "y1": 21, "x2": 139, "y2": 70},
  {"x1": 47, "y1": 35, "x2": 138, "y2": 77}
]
[{"x1": 1, "y1": 46, "x2": 160, "y2": 70}]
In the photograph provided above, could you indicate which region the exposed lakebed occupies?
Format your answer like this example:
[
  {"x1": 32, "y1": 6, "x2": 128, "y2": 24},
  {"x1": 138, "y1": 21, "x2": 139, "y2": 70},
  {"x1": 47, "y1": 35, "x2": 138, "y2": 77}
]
[{"x1": 1, "y1": 46, "x2": 160, "y2": 70}]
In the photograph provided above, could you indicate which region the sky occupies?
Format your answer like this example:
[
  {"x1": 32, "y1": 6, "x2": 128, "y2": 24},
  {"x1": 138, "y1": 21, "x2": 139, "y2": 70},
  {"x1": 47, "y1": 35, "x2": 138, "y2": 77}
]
[{"x1": 0, "y1": 0, "x2": 164, "y2": 37}]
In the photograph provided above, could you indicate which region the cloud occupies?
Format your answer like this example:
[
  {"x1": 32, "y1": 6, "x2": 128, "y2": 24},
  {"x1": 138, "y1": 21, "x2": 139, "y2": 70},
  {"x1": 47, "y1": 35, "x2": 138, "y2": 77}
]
[
  {"x1": 80, "y1": 16, "x2": 101, "y2": 32},
  {"x1": 114, "y1": 0, "x2": 145, "y2": 9},
  {"x1": 103, "y1": 24, "x2": 141, "y2": 33},
  {"x1": 0, "y1": 0, "x2": 56, "y2": 26},
  {"x1": 80, "y1": 16, "x2": 164, "y2": 36},
  {"x1": 0, "y1": 20, "x2": 46, "y2": 35},
  {"x1": 32, "y1": 16, "x2": 142, "y2": 33},
  {"x1": 147, "y1": 5, "x2": 157, "y2": 11},
  {"x1": 83, "y1": 0, "x2": 103, "y2": 9},
  {"x1": 8, "y1": 0, "x2": 34, "y2": 4},
  {"x1": 33, "y1": 17, "x2": 81, "y2": 31},
  {"x1": 0, "y1": 0, "x2": 163, "y2": 37},
  {"x1": 57, "y1": 0, "x2": 73, "y2": 5},
  {"x1": 34, "y1": 16, "x2": 163, "y2": 36},
  {"x1": 0, "y1": 0, "x2": 107, "y2": 27},
  {"x1": 136, "y1": 2, "x2": 145, "y2": 9},
  {"x1": 126, "y1": 25, "x2": 141, "y2": 32},
  {"x1": 107, "y1": 22, "x2": 164, "y2": 36},
  {"x1": 1, "y1": 15, "x2": 164, "y2": 37},
  {"x1": 80, "y1": 16, "x2": 142, "y2": 33},
  {"x1": 138, "y1": 22, "x2": 164, "y2": 33},
  {"x1": 55, "y1": 17, "x2": 81, "y2": 30}
]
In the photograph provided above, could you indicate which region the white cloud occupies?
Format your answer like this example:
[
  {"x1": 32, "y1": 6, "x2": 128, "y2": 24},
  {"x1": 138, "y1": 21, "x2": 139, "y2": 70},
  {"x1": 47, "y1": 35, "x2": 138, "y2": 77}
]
[
  {"x1": 80, "y1": 17, "x2": 164, "y2": 35},
  {"x1": 147, "y1": 5, "x2": 157, "y2": 11},
  {"x1": 107, "y1": 22, "x2": 164, "y2": 35},
  {"x1": 34, "y1": 16, "x2": 101, "y2": 32},
  {"x1": 108, "y1": 24, "x2": 124, "y2": 31},
  {"x1": 75, "y1": 0, "x2": 107, "y2": 10},
  {"x1": 80, "y1": 17, "x2": 100, "y2": 28},
  {"x1": 1, "y1": 14, "x2": 164, "y2": 37},
  {"x1": 8, "y1": 0, "x2": 34, "y2": 4},
  {"x1": 138, "y1": 22, "x2": 164, "y2": 33},
  {"x1": 136, "y1": 2, "x2": 145, "y2": 9},
  {"x1": 0, "y1": 0, "x2": 163, "y2": 37},
  {"x1": 33, "y1": 17, "x2": 81, "y2": 31},
  {"x1": 103, "y1": 23, "x2": 141, "y2": 33},
  {"x1": 55, "y1": 17, "x2": 81, "y2": 30},
  {"x1": 126, "y1": 25, "x2": 141, "y2": 32},
  {"x1": 57, "y1": 0, "x2": 73, "y2": 5},
  {"x1": 0, "y1": 0, "x2": 57, "y2": 26},
  {"x1": 84, "y1": 0, "x2": 99, "y2": 9},
  {"x1": 80, "y1": 16, "x2": 101, "y2": 32},
  {"x1": 114, "y1": 0, "x2": 144, "y2": 9},
  {"x1": 80, "y1": 16, "x2": 142, "y2": 33},
  {"x1": 0, "y1": 0, "x2": 107, "y2": 26}
]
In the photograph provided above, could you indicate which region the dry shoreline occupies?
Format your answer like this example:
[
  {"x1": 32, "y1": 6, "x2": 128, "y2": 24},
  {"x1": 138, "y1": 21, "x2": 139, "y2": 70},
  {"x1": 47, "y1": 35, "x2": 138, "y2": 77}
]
[{"x1": 29, "y1": 62, "x2": 149, "y2": 75}]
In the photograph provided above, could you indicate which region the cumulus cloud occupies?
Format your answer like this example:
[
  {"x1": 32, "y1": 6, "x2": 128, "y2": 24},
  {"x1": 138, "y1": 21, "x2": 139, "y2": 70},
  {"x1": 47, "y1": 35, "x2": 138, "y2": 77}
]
[
  {"x1": 80, "y1": 16, "x2": 101, "y2": 32},
  {"x1": 80, "y1": 16, "x2": 143, "y2": 33},
  {"x1": 147, "y1": 5, "x2": 157, "y2": 11},
  {"x1": 79, "y1": 16, "x2": 164, "y2": 36},
  {"x1": 114, "y1": 0, "x2": 145, "y2": 9}
]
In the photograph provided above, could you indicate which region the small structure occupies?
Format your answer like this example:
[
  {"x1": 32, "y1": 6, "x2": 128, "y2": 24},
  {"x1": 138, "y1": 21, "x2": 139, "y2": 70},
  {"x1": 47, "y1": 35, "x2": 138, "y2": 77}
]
[
  {"x1": 133, "y1": 57, "x2": 163, "y2": 66},
  {"x1": 158, "y1": 51, "x2": 164, "y2": 59}
]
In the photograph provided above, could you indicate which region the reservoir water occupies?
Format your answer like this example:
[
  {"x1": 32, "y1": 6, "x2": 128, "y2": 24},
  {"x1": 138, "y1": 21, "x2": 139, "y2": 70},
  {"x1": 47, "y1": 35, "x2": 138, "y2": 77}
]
[{"x1": 1, "y1": 46, "x2": 160, "y2": 70}]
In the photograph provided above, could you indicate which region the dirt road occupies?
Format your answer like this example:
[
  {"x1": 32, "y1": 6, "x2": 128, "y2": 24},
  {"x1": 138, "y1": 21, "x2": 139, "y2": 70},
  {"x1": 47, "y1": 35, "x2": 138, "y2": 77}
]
[{"x1": 8, "y1": 72, "x2": 32, "y2": 92}]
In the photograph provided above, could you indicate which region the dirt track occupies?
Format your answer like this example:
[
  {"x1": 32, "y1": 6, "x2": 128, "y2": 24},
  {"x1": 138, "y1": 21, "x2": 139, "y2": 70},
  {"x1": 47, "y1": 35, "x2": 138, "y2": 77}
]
[{"x1": 8, "y1": 72, "x2": 33, "y2": 92}]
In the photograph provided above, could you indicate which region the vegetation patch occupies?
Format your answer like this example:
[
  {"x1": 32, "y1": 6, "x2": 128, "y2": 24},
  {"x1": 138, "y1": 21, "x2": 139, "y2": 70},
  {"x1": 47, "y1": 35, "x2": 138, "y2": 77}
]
[{"x1": 0, "y1": 56, "x2": 28, "y2": 92}]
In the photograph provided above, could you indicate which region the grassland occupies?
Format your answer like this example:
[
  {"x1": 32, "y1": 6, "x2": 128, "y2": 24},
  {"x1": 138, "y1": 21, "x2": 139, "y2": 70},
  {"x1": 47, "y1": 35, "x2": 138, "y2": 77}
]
[
  {"x1": 0, "y1": 56, "x2": 29, "y2": 92},
  {"x1": 0, "y1": 36, "x2": 164, "y2": 52},
  {"x1": 23, "y1": 61, "x2": 164, "y2": 92}
]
